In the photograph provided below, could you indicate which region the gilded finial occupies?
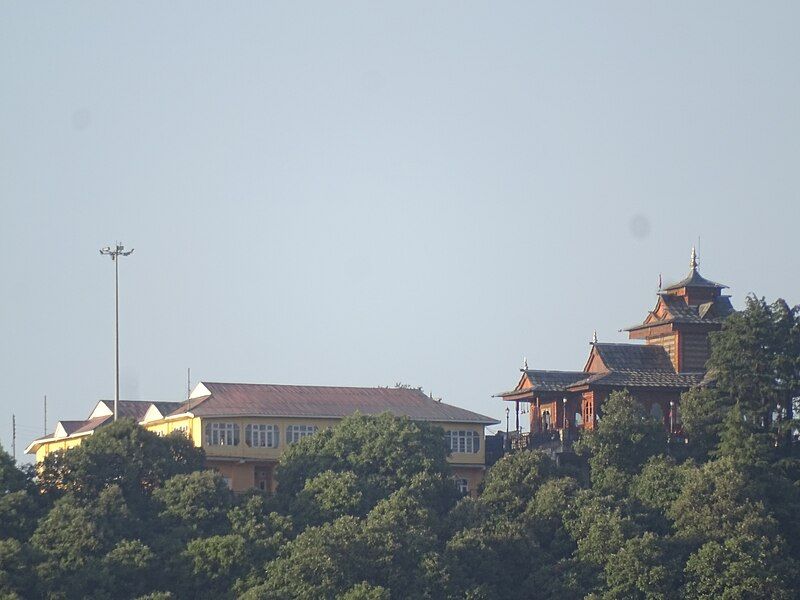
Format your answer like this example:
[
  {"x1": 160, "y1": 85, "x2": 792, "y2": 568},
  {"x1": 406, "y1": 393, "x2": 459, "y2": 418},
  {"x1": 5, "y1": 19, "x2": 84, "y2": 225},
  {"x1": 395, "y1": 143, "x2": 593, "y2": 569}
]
[
  {"x1": 690, "y1": 246, "x2": 698, "y2": 271},
  {"x1": 592, "y1": 330, "x2": 598, "y2": 345}
]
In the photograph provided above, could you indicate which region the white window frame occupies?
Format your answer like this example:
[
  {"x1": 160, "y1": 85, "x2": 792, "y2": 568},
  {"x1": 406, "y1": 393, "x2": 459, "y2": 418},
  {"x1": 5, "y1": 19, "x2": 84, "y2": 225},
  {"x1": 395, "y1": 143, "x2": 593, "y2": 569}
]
[
  {"x1": 445, "y1": 430, "x2": 480, "y2": 454},
  {"x1": 205, "y1": 422, "x2": 240, "y2": 446},
  {"x1": 246, "y1": 424, "x2": 280, "y2": 448},
  {"x1": 286, "y1": 424, "x2": 318, "y2": 444},
  {"x1": 455, "y1": 478, "x2": 469, "y2": 494}
]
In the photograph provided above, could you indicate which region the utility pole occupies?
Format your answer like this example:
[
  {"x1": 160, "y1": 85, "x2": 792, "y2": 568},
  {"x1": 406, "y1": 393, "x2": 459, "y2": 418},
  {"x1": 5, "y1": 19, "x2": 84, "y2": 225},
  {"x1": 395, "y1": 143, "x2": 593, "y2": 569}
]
[
  {"x1": 187, "y1": 367, "x2": 191, "y2": 398},
  {"x1": 11, "y1": 414, "x2": 16, "y2": 461},
  {"x1": 44, "y1": 394, "x2": 47, "y2": 436},
  {"x1": 100, "y1": 242, "x2": 134, "y2": 421}
]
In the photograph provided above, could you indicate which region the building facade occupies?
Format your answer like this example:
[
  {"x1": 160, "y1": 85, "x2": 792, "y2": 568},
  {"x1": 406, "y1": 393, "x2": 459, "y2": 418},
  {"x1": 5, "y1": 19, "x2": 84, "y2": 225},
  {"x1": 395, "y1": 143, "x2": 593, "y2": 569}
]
[
  {"x1": 27, "y1": 382, "x2": 498, "y2": 495},
  {"x1": 496, "y1": 249, "x2": 733, "y2": 441}
]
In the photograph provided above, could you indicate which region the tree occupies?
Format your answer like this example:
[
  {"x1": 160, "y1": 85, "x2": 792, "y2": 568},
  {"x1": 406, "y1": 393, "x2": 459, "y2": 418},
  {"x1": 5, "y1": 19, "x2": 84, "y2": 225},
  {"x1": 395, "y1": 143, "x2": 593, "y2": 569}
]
[
  {"x1": 0, "y1": 444, "x2": 39, "y2": 540},
  {"x1": 39, "y1": 419, "x2": 204, "y2": 510},
  {"x1": 275, "y1": 413, "x2": 456, "y2": 523},
  {"x1": 577, "y1": 391, "x2": 667, "y2": 476},
  {"x1": 683, "y1": 526, "x2": 796, "y2": 599},
  {"x1": 100, "y1": 539, "x2": 157, "y2": 598},
  {"x1": 702, "y1": 296, "x2": 800, "y2": 451},
  {"x1": 153, "y1": 470, "x2": 232, "y2": 536},
  {"x1": 30, "y1": 493, "x2": 104, "y2": 598},
  {"x1": 477, "y1": 449, "x2": 553, "y2": 517},
  {"x1": 679, "y1": 387, "x2": 724, "y2": 461},
  {"x1": 184, "y1": 534, "x2": 247, "y2": 599},
  {"x1": 263, "y1": 515, "x2": 371, "y2": 599},
  {"x1": 339, "y1": 582, "x2": 391, "y2": 600},
  {"x1": 0, "y1": 538, "x2": 36, "y2": 599},
  {"x1": 602, "y1": 533, "x2": 682, "y2": 600}
]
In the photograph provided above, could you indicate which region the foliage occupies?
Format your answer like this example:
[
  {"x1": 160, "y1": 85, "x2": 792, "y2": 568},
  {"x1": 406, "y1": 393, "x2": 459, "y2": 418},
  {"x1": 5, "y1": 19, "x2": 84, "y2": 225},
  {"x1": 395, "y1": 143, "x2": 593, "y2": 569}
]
[
  {"x1": 576, "y1": 390, "x2": 667, "y2": 475},
  {"x1": 39, "y1": 419, "x2": 204, "y2": 509}
]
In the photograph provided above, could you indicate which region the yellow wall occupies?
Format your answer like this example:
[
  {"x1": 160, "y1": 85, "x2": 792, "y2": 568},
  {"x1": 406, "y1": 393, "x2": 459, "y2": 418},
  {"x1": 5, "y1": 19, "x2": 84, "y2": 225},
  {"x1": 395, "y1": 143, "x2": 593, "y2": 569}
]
[
  {"x1": 432, "y1": 422, "x2": 486, "y2": 466},
  {"x1": 35, "y1": 436, "x2": 86, "y2": 463},
  {"x1": 31, "y1": 414, "x2": 491, "y2": 494},
  {"x1": 451, "y1": 465, "x2": 486, "y2": 496},
  {"x1": 195, "y1": 417, "x2": 487, "y2": 467},
  {"x1": 206, "y1": 459, "x2": 262, "y2": 493},
  {"x1": 142, "y1": 416, "x2": 195, "y2": 439}
]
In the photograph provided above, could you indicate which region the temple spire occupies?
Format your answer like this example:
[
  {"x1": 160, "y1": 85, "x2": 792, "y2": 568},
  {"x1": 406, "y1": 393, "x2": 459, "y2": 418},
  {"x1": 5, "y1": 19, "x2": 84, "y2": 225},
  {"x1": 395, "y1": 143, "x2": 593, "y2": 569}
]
[
  {"x1": 591, "y1": 330, "x2": 598, "y2": 345},
  {"x1": 690, "y1": 246, "x2": 698, "y2": 272}
]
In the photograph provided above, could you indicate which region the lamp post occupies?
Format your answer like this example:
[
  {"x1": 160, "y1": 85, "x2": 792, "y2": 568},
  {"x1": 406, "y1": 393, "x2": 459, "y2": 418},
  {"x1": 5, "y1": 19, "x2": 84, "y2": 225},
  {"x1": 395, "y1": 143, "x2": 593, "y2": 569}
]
[
  {"x1": 505, "y1": 406, "x2": 510, "y2": 450},
  {"x1": 669, "y1": 400, "x2": 675, "y2": 436},
  {"x1": 99, "y1": 243, "x2": 134, "y2": 421}
]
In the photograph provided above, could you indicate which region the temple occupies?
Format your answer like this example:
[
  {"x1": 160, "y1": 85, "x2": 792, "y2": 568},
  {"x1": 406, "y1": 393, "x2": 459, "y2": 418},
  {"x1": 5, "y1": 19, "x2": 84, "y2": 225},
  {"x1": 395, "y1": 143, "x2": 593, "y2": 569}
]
[{"x1": 496, "y1": 249, "x2": 733, "y2": 444}]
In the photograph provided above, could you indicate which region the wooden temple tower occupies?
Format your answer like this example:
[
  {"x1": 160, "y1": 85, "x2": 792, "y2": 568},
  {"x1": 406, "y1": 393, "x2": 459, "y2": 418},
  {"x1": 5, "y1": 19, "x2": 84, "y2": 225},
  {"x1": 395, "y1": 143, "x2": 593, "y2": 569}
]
[{"x1": 496, "y1": 249, "x2": 733, "y2": 440}]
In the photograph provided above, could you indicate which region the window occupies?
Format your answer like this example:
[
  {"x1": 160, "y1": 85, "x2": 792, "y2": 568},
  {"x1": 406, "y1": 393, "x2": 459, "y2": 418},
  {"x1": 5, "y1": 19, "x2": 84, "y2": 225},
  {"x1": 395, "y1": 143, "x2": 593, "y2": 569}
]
[
  {"x1": 445, "y1": 430, "x2": 480, "y2": 454},
  {"x1": 205, "y1": 422, "x2": 240, "y2": 446},
  {"x1": 174, "y1": 425, "x2": 189, "y2": 437},
  {"x1": 455, "y1": 478, "x2": 469, "y2": 494},
  {"x1": 246, "y1": 424, "x2": 280, "y2": 448},
  {"x1": 286, "y1": 424, "x2": 318, "y2": 444},
  {"x1": 574, "y1": 411, "x2": 583, "y2": 427}
]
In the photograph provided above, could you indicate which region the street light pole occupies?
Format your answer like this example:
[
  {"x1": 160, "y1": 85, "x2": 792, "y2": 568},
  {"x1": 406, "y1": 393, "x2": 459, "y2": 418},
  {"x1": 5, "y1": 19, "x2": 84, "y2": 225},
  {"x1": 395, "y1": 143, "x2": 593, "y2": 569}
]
[{"x1": 100, "y1": 243, "x2": 134, "y2": 421}]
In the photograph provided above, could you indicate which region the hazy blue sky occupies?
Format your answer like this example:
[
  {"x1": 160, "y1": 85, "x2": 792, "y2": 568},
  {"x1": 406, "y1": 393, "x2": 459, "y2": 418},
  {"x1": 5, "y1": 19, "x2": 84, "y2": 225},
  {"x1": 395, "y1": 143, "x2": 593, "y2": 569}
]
[{"x1": 2, "y1": 2, "x2": 799, "y2": 458}]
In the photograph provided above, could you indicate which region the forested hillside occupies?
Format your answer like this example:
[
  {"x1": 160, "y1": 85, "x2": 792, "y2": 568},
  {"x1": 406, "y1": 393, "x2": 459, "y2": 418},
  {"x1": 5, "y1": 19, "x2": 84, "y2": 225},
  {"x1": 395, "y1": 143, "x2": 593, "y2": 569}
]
[{"x1": 1, "y1": 295, "x2": 798, "y2": 599}]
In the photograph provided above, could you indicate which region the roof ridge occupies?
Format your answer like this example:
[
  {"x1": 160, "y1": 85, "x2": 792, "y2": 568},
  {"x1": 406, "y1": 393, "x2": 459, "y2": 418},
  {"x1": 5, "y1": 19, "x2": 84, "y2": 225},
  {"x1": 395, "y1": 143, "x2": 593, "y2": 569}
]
[{"x1": 203, "y1": 381, "x2": 426, "y2": 392}]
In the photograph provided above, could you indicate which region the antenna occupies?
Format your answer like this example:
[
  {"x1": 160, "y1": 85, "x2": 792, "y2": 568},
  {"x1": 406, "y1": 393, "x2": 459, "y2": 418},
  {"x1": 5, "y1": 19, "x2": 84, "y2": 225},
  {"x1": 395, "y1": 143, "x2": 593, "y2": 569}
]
[{"x1": 11, "y1": 414, "x2": 16, "y2": 461}]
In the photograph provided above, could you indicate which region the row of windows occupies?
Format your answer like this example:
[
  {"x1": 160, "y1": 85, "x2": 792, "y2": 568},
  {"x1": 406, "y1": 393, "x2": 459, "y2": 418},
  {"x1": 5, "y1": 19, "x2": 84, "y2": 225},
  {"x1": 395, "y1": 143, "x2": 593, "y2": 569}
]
[
  {"x1": 445, "y1": 430, "x2": 480, "y2": 454},
  {"x1": 205, "y1": 423, "x2": 319, "y2": 447}
]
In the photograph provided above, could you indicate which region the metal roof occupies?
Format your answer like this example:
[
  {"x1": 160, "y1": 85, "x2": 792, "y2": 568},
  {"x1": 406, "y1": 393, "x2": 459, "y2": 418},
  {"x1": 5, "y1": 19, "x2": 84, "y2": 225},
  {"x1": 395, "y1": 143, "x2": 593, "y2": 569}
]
[{"x1": 181, "y1": 382, "x2": 499, "y2": 425}]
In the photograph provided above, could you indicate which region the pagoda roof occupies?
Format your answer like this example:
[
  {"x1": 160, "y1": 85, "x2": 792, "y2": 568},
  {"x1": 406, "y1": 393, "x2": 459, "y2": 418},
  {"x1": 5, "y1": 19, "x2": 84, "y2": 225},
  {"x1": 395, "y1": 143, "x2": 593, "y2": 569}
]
[
  {"x1": 662, "y1": 247, "x2": 727, "y2": 291},
  {"x1": 625, "y1": 295, "x2": 734, "y2": 332},
  {"x1": 662, "y1": 269, "x2": 728, "y2": 291}
]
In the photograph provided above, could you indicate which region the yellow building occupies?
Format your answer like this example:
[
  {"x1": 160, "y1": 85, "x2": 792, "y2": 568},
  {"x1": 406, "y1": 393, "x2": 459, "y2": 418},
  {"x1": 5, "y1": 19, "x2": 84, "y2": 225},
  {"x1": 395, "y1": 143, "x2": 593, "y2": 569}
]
[{"x1": 26, "y1": 382, "x2": 499, "y2": 495}]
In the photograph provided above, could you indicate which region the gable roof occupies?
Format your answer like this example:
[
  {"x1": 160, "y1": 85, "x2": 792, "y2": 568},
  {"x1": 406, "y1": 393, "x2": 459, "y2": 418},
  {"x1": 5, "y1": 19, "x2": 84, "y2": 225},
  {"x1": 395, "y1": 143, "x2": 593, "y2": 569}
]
[
  {"x1": 521, "y1": 370, "x2": 589, "y2": 393},
  {"x1": 54, "y1": 420, "x2": 87, "y2": 438},
  {"x1": 590, "y1": 343, "x2": 675, "y2": 372},
  {"x1": 181, "y1": 382, "x2": 499, "y2": 425},
  {"x1": 27, "y1": 399, "x2": 190, "y2": 455}
]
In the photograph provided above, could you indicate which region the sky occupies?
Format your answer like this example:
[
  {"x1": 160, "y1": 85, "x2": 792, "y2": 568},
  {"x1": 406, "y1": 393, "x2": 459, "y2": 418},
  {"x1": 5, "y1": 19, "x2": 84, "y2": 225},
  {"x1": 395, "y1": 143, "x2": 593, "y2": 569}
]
[{"x1": 2, "y1": 2, "x2": 799, "y2": 459}]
